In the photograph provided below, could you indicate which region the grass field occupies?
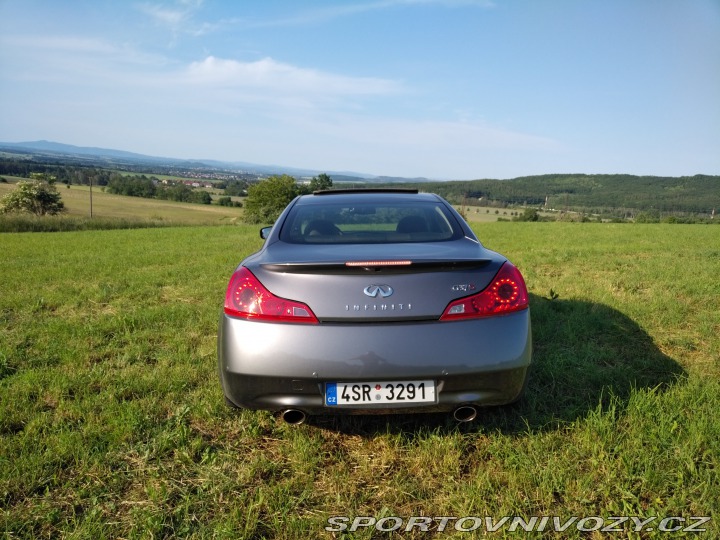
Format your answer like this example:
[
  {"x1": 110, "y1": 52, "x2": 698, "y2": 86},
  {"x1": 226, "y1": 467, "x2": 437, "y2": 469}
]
[
  {"x1": 0, "y1": 178, "x2": 549, "y2": 227},
  {"x1": 1, "y1": 222, "x2": 718, "y2": 538},
  {"x1": 0, "y1": 179, "x2": 243, "y2": 226}
]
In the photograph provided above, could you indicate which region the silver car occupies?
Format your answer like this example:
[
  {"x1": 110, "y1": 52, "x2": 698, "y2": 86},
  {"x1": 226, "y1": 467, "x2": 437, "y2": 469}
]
[{"x1": 218, "y1": 189, "x2": 531, "y2": 423}]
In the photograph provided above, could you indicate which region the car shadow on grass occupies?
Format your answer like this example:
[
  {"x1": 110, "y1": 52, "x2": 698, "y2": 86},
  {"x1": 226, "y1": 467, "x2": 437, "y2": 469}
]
[{"x1": 306, "y1": 294, "x2": 686, "y2": 437}]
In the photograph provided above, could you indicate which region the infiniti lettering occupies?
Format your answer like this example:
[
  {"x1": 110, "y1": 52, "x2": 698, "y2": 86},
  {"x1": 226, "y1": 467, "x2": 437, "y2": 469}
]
[{"x1": 345, "y1": 304, "x2": 412, "y2": 311}]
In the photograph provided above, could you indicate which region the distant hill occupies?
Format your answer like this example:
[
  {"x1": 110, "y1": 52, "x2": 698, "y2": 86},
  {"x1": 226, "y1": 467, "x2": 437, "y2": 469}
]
[
  {"x1": 1, "y1": 140, "x2": 717, "y2": 216},
  {"x1": 378, "y1": 174, "x2": 720, "y2": 216},
  {"x1": 0, "y1": 140, "x2": 163, "y2": 161},
  {"x1": 0, "y1": 140, "x2": 381, "y2": 180}
]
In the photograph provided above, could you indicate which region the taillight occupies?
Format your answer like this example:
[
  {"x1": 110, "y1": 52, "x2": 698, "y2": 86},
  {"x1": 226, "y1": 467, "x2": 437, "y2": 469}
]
[
  {"x1": 224, "y1": 267, "x2": 318, "y2": 324},
  {"x1": 440, "y1": 262, "x2": 529, "y2": 320}
]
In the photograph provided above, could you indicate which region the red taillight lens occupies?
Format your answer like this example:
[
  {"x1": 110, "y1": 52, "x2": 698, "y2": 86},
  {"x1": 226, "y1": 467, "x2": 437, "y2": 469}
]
[
  {"x1": 440, "y1": 262, "x2": 529, "y2": 320},
  {"x1": 224, "y1": 267, "x2": 318, "y2": 324}
]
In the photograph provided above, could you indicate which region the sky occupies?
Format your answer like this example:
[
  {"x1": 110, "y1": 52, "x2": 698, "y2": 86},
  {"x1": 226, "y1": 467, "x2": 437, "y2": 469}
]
[{"x1": 0, "y1": 0, "x2": 718, "y2": 180}]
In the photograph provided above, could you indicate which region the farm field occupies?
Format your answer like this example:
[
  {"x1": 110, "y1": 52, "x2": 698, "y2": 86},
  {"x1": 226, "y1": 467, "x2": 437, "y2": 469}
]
[
  {"x1": 1, "y1": 222, "x2": 718, "y2": 538},
  {"x1": 0, "y1": 179, "x2": 581, "y2": 227},
  {"x1": 0, "y1": 179, "x2": 243, "y2": 226}
]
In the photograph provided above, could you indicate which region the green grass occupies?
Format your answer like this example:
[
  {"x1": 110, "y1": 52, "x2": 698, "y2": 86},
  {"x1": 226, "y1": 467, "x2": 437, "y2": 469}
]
[
  {"x1": 1, "y1": 223, "x2": 718, "y2": 538},
  {"x1": 0, "y1": 214, "x2": 184, "y2": 233}
]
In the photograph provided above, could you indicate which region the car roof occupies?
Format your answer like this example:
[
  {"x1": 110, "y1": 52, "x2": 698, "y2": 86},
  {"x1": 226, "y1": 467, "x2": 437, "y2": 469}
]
[{"x1": 295, "y1": 189, "x2": 443, "y2": 206}]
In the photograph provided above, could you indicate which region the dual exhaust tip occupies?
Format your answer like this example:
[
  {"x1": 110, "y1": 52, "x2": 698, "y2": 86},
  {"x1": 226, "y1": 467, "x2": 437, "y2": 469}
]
[
  {"x1": 279, "y1": 405, "x2": 478, "y2": 425},
  {"x1": 452, "y1": 405, "x2": 478, "y2": 422},
  {"x1": 280, "y1": 409, "x2": 307, "y2": 425}
]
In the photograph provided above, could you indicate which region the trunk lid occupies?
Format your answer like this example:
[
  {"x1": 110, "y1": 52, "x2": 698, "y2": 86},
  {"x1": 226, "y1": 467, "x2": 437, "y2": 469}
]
[{"x1": 246, "y1": 239, "x2": 506, "y2": 322}]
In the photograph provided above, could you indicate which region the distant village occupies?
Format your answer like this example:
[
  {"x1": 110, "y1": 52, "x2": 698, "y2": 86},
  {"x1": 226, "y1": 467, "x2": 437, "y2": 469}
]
[{"x1": 159, "y1": 178, "x2": 215, "y2": 189}]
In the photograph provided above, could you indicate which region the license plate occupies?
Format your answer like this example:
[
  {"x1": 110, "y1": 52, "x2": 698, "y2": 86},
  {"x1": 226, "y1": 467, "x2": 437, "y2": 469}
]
[{"x1": 325, "y1": 380, "x2": 436, "y2": 406}]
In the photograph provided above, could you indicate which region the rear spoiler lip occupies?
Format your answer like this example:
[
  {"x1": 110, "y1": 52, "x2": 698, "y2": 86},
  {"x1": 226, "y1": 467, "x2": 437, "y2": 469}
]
[{"x1": 260, "y1": 259, "x2": 494, "y2": 273}]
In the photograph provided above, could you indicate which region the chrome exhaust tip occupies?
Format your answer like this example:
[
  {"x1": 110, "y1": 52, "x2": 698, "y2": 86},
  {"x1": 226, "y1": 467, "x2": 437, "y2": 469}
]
[
  {"x1": 453, "y1": 405, "x2": 478, "y2": 423},
  {"x1": 280, "y1": 409, "x2": 307, "y2": 425}
]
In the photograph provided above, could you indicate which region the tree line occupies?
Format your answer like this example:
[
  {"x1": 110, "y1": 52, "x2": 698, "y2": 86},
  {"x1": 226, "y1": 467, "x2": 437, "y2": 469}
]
[
  {"x1": 0, "y1": 159, "x2": 116, "y2": 187},
  {"x1": 3, "y1": 156, "x2": 717, "y2": 218},
  {"x1": 382, "y1": 174, "x2": 720, "y2": 216},
  {"x1": 105, "y1": 176, "x2": 212, "y2": 205}
]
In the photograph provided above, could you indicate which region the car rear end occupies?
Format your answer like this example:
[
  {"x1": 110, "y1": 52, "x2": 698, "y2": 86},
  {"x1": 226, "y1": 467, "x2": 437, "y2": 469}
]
[{"x1": 218, "y1": 190, "x2": 531, "y2": 421}]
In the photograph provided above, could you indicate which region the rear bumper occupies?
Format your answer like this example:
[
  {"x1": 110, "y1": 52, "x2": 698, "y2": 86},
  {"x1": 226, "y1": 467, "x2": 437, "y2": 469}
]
[{"x1": 218, "y1": 309, "x2": 531, "y2": 415}]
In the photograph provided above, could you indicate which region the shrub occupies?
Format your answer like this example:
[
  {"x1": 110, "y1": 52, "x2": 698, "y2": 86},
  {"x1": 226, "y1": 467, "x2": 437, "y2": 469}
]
[{"x1": 0, "y1": 177, "x2": 66, "y2": 216}]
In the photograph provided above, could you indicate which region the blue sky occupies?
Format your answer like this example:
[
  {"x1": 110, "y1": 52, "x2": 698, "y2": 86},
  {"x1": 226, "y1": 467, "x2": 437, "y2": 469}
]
[{"x1": 1, "y1": 0, "x2": 718, "y2": 179}]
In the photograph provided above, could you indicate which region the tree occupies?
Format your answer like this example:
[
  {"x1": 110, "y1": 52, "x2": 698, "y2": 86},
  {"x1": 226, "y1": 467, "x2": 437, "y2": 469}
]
[
  {"x1": 309, "y1": 173, "x2": 333, "y2": 192},
  {"x1": 0, "y1": 176, "x2": 66, "y2": 216},
  {"x1": 192, "y1": 191, "x2": 212, "y2": 205},
  {"x1": 243, "y1": 175, "x2": 299, "y2": 224},
  {"x1": 223, "y1": 180, "x2": 248, "y2": 196},
  {"x1": 514, "y1": 208, "x2": 540, "y2": 222},
  {"x1": 106, "y1": 175, "x2": 156, "y2": 198},
  {"x1": 217, "y1": 196, "x2": 242, "y2": 208}
]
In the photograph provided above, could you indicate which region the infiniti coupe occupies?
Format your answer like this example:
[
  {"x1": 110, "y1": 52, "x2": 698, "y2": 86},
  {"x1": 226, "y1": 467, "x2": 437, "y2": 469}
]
[{"x1": 217, "y1": 189, "x2": 531, "y2": 423}]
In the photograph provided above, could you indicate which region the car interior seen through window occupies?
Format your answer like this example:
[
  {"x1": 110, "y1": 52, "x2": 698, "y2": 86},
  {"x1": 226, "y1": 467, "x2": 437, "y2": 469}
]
[{"x1": 280, "y1": 202, "x2": 461, "y2": 244}]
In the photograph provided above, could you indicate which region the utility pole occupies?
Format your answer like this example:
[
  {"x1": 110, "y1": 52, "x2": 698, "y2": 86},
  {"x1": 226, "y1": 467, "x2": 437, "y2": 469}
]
[{"x1": 89, "y1": 175, "x2": 93, "y2": 218}]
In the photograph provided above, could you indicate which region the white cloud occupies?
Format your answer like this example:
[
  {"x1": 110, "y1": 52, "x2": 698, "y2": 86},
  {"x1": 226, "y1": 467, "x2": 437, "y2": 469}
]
[
  {"x1": 136, "y1": 0, "x2": 206, "y2": 35},
  {"x1": 137, "y1": 0, "x2": 202, "y2": 23},
  {"x1": 138, "y1": 4, "x2": 186, "y2": 26},
  {"x1": 4, "y1": 35, "x2": 119, "y2": 55},
  {"x1": 0, "y1": 33, "x2": 172, "y2": 89},
  {"x1": 0, "y1": 29, "x2": 559, "y2": 178},
  {"x1": 184, "y1": 56, "x2": 402, "y2": 97},
  {"x1": 233, "y1": 0, "x2": 494, "y2": 29},
  {"x1": 1, "y1": 32, "x2": 399, "y2": 104},
  {"x1": 0, "y1": 6, "x2": 560, "y2": 179}
]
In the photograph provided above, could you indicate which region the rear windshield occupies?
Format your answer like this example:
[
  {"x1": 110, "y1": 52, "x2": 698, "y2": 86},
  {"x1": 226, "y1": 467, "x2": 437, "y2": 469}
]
[{"x1": 279, "y1": 201, "x2": 463, "y2": 244}]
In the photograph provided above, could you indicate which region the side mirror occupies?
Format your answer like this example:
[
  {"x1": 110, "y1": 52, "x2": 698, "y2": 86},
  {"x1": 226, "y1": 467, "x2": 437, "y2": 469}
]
[{"x1": 260, "y1": 226, "x2": 273, "y2": 239}]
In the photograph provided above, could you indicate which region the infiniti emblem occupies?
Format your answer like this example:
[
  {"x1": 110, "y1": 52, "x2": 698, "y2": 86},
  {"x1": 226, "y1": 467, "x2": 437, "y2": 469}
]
[{"x1": 363, "y1": 284, "x2": 394, "y2": 298}]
